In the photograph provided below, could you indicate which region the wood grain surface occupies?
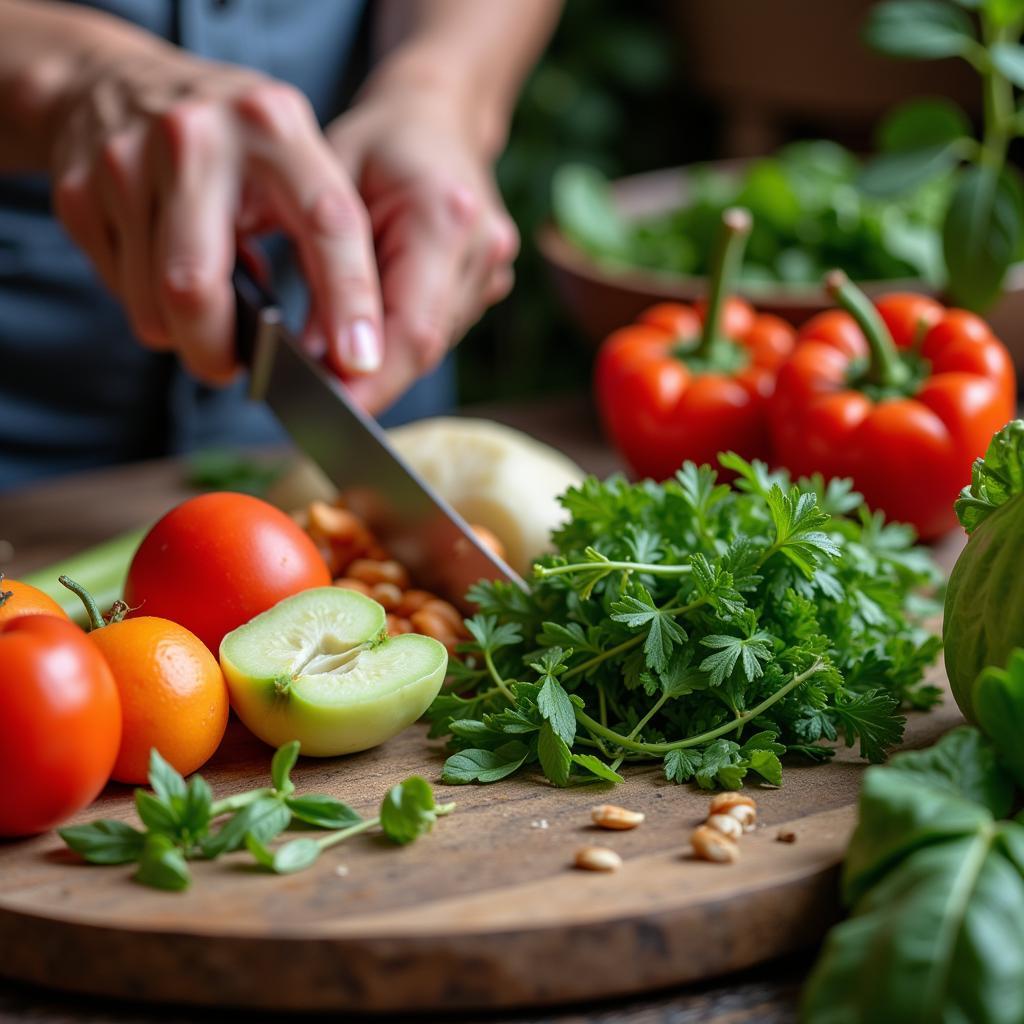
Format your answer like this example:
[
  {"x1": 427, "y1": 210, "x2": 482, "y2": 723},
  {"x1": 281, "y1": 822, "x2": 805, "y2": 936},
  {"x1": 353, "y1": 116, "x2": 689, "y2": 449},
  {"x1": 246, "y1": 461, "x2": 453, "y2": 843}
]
[{"x1": 0, "y1": 399, "x2": 965, "y2": 1016}]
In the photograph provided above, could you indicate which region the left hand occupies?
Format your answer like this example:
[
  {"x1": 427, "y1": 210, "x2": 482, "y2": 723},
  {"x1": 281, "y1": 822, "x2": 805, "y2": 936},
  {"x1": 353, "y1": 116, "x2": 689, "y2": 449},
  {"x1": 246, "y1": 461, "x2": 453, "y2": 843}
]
[{"x1": 326, "y1": 82, "x2": 519, "y2": 414}]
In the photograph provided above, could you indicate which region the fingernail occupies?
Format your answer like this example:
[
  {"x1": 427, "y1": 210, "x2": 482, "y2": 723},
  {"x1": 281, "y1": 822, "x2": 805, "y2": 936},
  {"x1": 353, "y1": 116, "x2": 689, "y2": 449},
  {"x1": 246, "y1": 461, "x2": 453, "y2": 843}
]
[
  {"x1": 338, "y1": 319, "x2": 381, "y2": 373},
  {"x1": 302, "y1": 326, "x2": 327, "y2": 360}
]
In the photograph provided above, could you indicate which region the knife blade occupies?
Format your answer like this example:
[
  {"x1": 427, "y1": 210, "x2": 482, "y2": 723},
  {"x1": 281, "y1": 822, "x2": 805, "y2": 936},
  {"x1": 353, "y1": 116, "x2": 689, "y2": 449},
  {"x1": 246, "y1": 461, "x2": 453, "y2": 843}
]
[{"x1": 233, "y1": 263, "x2": 525, "y2": 606}]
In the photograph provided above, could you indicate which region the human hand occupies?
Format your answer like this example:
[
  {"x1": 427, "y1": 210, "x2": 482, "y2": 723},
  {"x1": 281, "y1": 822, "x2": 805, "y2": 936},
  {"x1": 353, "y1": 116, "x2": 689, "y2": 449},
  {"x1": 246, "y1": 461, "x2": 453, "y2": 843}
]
[
  {"x1": 50, "y1": 44, "x2": 383, "y2": 383},
  {"x1": 327, "y1": 81, "x2": 519, "y2": 413}
]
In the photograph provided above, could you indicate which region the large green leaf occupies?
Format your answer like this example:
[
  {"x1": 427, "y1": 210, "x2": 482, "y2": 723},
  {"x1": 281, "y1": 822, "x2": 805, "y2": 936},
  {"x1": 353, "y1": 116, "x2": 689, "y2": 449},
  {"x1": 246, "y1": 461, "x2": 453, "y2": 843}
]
[
  {"x1": 804, "y1": 823, "x2": 1024, "y2": 1024},
  {"x1": 943, "y1": 165, "x2": 1024, "y2": 311},
  {"x1": 864, "y1": 1, "x2": 977, "y2": 59}
]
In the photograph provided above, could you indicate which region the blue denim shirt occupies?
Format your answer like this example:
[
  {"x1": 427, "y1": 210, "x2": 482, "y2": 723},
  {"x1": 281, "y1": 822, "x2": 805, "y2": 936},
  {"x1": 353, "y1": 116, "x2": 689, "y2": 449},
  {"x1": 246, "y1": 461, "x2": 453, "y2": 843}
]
[{"x1": 0, "y1": 0, "x2": 454, "y2": 490}]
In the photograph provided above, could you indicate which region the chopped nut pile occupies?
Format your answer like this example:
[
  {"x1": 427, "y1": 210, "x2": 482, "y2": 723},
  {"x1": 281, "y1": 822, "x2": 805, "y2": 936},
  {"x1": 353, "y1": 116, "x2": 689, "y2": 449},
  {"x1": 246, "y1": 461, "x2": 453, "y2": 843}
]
[
  {"x1": 297, "y1": 498, "x2": 471, "y2": 652},
  {"x1": 691, "y1": 794, "x2": 758, "y2": 864}
]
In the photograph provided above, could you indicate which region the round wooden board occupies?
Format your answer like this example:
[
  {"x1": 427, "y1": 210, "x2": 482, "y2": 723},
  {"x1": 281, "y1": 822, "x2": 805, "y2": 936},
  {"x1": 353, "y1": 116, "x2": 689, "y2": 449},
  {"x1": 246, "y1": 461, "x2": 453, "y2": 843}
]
[
  {"x1": 0, "y1": 420, "x2": 967, "y2": 1013},
  {"x1": 0, "y1": 690, "x2": 961, "y2": 1013}
]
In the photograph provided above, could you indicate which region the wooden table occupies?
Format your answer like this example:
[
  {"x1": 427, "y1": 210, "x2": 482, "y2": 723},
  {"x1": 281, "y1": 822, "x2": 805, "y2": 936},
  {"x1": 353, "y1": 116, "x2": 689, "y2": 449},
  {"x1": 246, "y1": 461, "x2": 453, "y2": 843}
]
[{"x1": 0, "y1": 395, "x2": 955, "y2": 1023}]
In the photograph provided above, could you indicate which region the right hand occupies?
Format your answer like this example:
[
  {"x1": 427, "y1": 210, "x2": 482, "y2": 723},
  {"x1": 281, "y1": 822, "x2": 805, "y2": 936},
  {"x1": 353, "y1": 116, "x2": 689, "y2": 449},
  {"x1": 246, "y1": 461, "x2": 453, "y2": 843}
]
[{"x1": 50, "y1": 46, "x2": 383, "y2": 383}]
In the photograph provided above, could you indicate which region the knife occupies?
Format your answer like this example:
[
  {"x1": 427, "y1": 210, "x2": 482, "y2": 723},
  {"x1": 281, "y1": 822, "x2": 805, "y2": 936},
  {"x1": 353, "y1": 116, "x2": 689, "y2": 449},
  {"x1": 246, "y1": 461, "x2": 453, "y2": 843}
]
[{"x1": 233, "y1": 261, "x2": 525, "y2": 607}]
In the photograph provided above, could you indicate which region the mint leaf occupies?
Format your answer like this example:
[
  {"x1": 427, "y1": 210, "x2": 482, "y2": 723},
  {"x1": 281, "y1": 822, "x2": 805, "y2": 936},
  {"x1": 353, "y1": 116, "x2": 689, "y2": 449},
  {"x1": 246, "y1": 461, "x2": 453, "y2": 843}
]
[
  {"x1": 134, "y1": 834, "x2": 190, "y2": 891},
  {"x1": 270, "y1": 741, "x2": 300, "y2": 795},
  {"x1": 285, "y1": 794, "x2": 362, "y2": 830},
  {"x1": 134, "y1": 790, "x2": 180, "y2": 836},
  {"x1": 271, "y1": 837, "x2": 321, "y2": 874},
  {"x1": 59, "y1": 820, "x2": 147, "y2": 865},
  {"x1": 147, "y1": 749, "x2": 186, "y2": 805},
  {"x1": 379, "y1": 776, "x2": 445, "y2": 845},
  {"x1": 180, "y1": 774, "x2": 212, "y2": 840}
]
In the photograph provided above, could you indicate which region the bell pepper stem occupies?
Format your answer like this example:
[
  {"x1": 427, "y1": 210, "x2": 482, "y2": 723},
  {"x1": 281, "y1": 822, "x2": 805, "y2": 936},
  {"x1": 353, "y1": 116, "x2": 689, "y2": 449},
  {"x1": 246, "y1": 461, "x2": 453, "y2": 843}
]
[
  {"x1": 824, "y1": 270, "x2": 910, "y2": 390},
  {"x1": 58, "y1": 575, "x2": 107, "y2": 632},
  {"x1": 696, "y1": 206, "x2": 752, "y2": 357}
]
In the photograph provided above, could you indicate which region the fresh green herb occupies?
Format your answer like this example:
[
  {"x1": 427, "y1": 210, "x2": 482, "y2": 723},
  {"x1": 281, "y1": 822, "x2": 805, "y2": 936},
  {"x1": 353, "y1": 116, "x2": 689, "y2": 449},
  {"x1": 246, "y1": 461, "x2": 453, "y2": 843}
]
[
  {"x1": 431, "y1": 454, "x2": 941, "y2": 791},
  {"x1": 863, "y1": 0, "x2": 1024, "y2": 310},
  {"x1": 186, "y1": 447, "x2": 286, "y2": 497},
  {"x1": 552, "y1": 141, "x2": 951, "y2": 290},
  {"x1": 803, "y1": 709, "x2": 1024, "y2": 1023},
  {"x1": 60, "y1": 743, "x2": 453, "y2": 891}
]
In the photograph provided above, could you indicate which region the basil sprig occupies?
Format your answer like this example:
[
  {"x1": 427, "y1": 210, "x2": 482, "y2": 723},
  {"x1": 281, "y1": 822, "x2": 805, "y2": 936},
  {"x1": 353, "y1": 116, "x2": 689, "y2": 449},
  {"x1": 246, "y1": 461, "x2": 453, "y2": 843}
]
[{"x1": 60, "y1": 742, "x2": 454, "y2": 891}]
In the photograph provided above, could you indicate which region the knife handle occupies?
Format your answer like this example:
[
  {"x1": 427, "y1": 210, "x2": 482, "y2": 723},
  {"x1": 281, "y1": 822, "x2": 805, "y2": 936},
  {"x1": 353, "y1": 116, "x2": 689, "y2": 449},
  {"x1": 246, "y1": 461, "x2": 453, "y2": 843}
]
[{"x1": 232, "y1": 254, "x2": 281, "y2": 401}]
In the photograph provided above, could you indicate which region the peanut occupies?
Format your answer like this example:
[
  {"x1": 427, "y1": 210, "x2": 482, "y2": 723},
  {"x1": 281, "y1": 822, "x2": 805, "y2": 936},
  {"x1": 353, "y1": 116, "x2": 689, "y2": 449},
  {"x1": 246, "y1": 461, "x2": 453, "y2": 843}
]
[
  {"x1": 776, "y1": 828, "x2": 798, "y2": 844},
  {"x1": 708, "y1": 792, "x2": 757, "y2": 832},
  {"x1": 370, "y1": 582, "x2": 403, "y2": 611},
  {"x1": 591, "y1": 804, "x2": 645, "y2": 830},
  {"x1": 471, "y1": 524, "x2": 507, "y2": 562},
  {"x1": 421, "y1": 598, "x2": 466, "y2": 635},
  {"x1": 705, "y1": 813, "x2": 744, "y2": 840},
  {"x1": 690, "y1": 825, "x2": 740, "y2": 864},
  {"x1": 309, "y1": 501, "x2": 362, "y2": 542},
  {"x1": 396, "y1": 589, "x2": 435, "y2": 616},
  {"x1": 409, "y1": 608, "x2": 459, "y2": 650},
  {"x1": 573, "y1": 846, "x2": 622, "y2": 872},
  {"x1": 347, "y1": 558, "x2": 410, "y2": 589},
  {"x1": 386, "y1": 614, "x2": 413, "y2": 636},
  {"x1": 334, "y1": 577, "x2": 371, "y2": 597}
]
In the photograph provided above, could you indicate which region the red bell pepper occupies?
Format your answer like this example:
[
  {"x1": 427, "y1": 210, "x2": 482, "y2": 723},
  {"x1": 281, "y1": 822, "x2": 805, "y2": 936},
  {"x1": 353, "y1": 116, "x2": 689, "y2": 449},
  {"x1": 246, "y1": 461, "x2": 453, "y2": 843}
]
[
  {"x1": 770, "y1": 271, "x2": 1016, "y2": 539},
  {"x1": 594, "y1": 208, "x2": 796, "y2": 480}
]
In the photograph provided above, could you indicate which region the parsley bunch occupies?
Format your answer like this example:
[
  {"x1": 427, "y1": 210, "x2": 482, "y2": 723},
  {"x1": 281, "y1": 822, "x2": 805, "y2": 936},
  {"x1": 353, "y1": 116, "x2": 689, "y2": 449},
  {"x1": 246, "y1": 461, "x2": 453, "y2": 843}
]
[{"x1": 431, "y1": 453, "x2": 942, "y2": 790}]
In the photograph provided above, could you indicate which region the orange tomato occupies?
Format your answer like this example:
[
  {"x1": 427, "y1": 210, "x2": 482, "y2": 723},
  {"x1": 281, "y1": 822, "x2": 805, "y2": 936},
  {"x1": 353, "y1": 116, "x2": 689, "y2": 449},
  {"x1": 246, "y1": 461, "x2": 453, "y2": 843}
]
[
  {"x1": 0, "y1": 577, "x2": 70, "y2": 626},
  {"x1": 87, "y1": 616, "x2": 229, "y2": 783}
]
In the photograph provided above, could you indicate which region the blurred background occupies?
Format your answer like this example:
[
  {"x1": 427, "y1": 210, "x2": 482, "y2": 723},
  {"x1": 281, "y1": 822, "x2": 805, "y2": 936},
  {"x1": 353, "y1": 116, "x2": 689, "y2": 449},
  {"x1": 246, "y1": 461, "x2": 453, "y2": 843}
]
[{"x1": 459, "y1": 0, "x2": 992, "y2": 405}]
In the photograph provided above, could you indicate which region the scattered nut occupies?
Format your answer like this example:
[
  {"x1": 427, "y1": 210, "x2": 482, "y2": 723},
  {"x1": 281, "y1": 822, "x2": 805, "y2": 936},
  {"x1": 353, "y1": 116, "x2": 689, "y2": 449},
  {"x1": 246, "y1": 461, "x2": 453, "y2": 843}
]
[
  {"x1": 420, "y1": 598, "x2": 466, "y2": 635},
  {"x1": 410, "y1": 608, "x2": 460, "y2": 651},
  {"x1": 386, "y1": 614, "x2": 413, "y2": 636},
  {"x1": 396, "y1": 589, "x2": 434, "y2": 616},
  {"x1": 309, "y1": 501, "x2": 362, "y2": 541},
  {"x1": 347, "y1": 558, "x2": 410, "y2": 589},
  {"x1": 705, "y1": 813, "x2": 744, "y2": 840},
  {"x1": 776, "y1": 828, "x2": 798, "y2": 844},
  {"x1": 574, "y1": 845, "x2": 623, "y2": 872},
  {"x1": 471, "y1": 524, "x2": 507, "y2": 561},
  {"x1": 708, "y1": 792, "x2": 757, "y2": 832},
  {"x1": 334, "y1": 577, "x2": 372, "y2": 596},
  {"x1": 690, "y1": 825, "x2": 740, "y2": 864},
  {"x1": 591, "y1": 804, "x2": 645, "y2": 830},
  {"x1": 370, "y1": 581, "x2": 403, "y2": 610}
]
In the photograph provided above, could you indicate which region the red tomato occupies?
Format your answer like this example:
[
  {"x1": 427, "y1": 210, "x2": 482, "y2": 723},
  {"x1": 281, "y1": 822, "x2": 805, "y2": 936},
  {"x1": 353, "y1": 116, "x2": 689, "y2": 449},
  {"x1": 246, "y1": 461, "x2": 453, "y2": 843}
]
[
  {"x1": 0, "y1": 615, "x2": 121, "y2": 836},
  {"x1": 124, "y1": 492, "x2": 331, "y2": 651}
]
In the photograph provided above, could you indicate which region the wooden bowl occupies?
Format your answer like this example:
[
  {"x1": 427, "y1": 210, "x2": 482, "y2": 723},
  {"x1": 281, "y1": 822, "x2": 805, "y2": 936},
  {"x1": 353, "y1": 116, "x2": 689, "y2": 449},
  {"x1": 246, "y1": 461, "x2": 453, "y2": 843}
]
[{"x1": 537, "y1": 162, "x2": 1024, "y2": 367}]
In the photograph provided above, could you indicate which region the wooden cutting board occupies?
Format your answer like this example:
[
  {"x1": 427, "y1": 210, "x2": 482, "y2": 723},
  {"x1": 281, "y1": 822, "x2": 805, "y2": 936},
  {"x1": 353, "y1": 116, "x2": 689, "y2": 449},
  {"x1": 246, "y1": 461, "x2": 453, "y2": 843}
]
[{"x1": 0, "y1": 421, "x2": 966, "y2": 1014}]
